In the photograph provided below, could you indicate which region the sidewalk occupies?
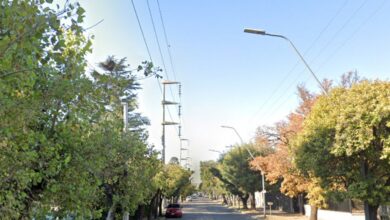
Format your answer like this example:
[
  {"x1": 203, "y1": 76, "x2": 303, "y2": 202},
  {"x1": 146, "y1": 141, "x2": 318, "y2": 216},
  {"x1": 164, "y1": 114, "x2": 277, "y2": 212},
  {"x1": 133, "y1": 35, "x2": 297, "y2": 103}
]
[{"x1": 235, "y1": 207, "x2": 308, "y2": 220}]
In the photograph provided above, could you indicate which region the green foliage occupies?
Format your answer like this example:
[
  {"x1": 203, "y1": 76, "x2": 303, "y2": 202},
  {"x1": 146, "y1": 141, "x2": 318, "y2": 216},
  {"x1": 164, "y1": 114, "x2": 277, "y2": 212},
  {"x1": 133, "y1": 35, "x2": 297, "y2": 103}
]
[
  {"x1": 220, "y1": 145, "x2": 263, "y2": 195},
  {"x1": 200, "y1": 161, "x2": 226, "y2": 196},
  {"x1": 0, "y1": 1, "x2": 163, "y2": 219},
  {"x1": 157, "y1": 164, "x2": 193, "y2": 200},
  {"x1": 180, "y1": 183, "x2": 197, "y2": 199},
  {"x1": 295, "y1": 81, "x2": 390, "y2": 206}
]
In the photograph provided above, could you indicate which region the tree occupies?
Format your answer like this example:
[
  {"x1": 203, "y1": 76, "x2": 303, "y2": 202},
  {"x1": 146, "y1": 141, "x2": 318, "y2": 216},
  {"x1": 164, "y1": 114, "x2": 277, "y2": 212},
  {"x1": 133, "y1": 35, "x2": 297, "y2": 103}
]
[
  {"x1": 220, "y1": 144, "x2": 265, "y2": 209},
  {"x1": 157, "y1": 164, "x2": 193, "y2": 204},
  {"x1": 200, "y1": 161, "x2": 226, "y2": 201},
  {"x1": 169, "y1": 157, "x2": 180, "y2": 165},
  {"x1": 294, "y1": 81, "x2": 390, "y2": 220},
  {"x1": 0, "y1": 1, "x2": 163, "y2": 219},
  {"x1": 90, "y1": 56, "x2": 162, "y2": 220},
  {"x1": 0, "y1": 1, "x2": 100, "y2": 218},
  {"x1": 250, "y1": 86, "x2": 327, "y2": 220},
  {"x1": 180, "y1": 183, "x2": 197, "y2": 200}
]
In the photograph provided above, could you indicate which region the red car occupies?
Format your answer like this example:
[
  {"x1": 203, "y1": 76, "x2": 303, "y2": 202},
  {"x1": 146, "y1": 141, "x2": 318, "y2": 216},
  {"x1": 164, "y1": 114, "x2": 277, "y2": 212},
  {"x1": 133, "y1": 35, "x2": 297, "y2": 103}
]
[{"x1": 165, "y1": 203, "x2": 183, "y2": 218}]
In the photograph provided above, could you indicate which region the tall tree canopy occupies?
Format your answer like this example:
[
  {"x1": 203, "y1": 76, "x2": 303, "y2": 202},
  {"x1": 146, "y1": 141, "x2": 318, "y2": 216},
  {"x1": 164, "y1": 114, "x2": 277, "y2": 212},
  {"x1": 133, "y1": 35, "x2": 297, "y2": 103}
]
[
  {"x1": 250, "y1": 86, "x2": 327, "y2": 220},
  {"x1": 0, "y1": 1, "x2": 162, "y2": 219},
  {"x1": 294, "y1": 81, "x2": 390, "y2": 220},
  {"x1": 220, "y1": 144, "x2": 266, "y2": 209},
  {"x1": 200, "y1": 160, "x2": 226, "y2": 199}
]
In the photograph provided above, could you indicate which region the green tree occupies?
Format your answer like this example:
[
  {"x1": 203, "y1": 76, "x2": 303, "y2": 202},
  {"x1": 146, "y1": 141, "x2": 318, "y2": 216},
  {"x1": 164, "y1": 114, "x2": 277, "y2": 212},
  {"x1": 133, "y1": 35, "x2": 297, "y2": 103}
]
[
  {"x1": 90, "y1": 56, "x2": 161, "y2": 219},
  {"x1": 0, "y1": 1, "x2": 100, "y2": 218},
  {"x1": 295, "y1": 81, "x2": 390, "y2": 220},
  {"x1": 220, "y1": 144, "x2": 264, "y2": 209},
  {"x1": 0, "y1": 1, "x2": 162, "y2": 219},
  {"x1": 250, "y1": 86, "x2": 328, "y2": 220},
  {"x1": 200, "y1": 161, "x2": 226, "y2": 201},
  {"x1": 155, "y1": 163, "x2": 193, "y2": 206},
  {"x1": 180, "y1": 183, "x2": 197, "y2": 200}
]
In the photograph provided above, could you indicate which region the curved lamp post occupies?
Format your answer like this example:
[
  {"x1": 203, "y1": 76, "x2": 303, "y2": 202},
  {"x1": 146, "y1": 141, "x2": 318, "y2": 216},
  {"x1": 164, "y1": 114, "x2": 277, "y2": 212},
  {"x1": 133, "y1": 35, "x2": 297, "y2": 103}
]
[
  {"x1": 209, "y1": 149, "x2": 222, "y2": 154},
  {"x1": 221, "y1": 125, "x2": 266, "y2": 218},
  {"x1": 243, "y1": 28, "x2": 328, "y2": 95}
]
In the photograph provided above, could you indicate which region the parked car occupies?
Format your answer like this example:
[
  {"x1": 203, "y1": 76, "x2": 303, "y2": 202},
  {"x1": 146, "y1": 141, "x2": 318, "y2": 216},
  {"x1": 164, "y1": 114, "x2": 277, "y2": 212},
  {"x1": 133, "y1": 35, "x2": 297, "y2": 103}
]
[
  {"x1": 165, "y1": 203, "x2": 183, "y2": 218},
  {"x1": 185, "y1": 196, "x2": 192, "y2": 202}
]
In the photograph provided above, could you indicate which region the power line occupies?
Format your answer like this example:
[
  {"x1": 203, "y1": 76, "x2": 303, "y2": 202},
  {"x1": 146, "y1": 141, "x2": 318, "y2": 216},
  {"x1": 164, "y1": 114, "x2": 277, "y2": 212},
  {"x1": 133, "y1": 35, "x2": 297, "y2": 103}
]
[
  {"x1": 247, "y1": 0, "x2": 350, "y2": 125},
  {"x1": 129, "y1": 0, "x2": 179, "y2": 137},
  {"x1": 145, "y1": 0, "x2": 180, "y2": 135},
  {"x1": 156, "y1": 0, "x2": 178, "y2": 81},
  {"x1": 146, "y1": 0, "x2": 170, "y2": 79},
  {"x1": 259, "y1": 68, "x2": 305, "y2": 123},
  {"x1": 130, "y1": 0, "x2": 154, "y2": 63},
  {"x1": 155, "y1": 0, "x2": 184, "y2": 137},
  {"x1": 315, "y1": 0, "x2": 387, "y2": 72},
  {"x1": 254, "y1": 0, "x2": 378, "y2": 127},
  {"x1": 131, "y1": 0, "x2": 183, "y2": 152}
]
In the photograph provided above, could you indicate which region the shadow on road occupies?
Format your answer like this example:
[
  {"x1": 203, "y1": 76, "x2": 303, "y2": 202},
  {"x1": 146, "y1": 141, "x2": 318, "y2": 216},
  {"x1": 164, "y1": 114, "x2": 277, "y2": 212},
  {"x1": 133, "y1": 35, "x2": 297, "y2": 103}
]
[{"x1": 169, "y1": 198, "x2": 263, "y2": 220}]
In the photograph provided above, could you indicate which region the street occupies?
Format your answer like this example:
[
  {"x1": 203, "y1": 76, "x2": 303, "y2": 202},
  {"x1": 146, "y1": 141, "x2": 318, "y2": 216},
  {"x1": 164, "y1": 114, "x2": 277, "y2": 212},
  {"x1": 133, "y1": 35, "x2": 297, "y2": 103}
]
[{"x1": 173, "y1": 198, "x2": 262, "y2": 220}]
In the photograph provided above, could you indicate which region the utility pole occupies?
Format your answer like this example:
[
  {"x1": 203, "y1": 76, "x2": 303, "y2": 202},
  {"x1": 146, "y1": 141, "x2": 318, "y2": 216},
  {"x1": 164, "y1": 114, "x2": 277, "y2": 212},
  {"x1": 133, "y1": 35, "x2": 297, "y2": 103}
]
[
  {"x1": 161, "y1": 80, "x2": 180, "y2": 163},
  {"x1": 121, "y1": 102, "x2": 129, "y2": 220},
  {"x1": 180, "y1": 138, "x2": 189, "y2": 166},
  {"x1": 122, "y1": 102, "x2": 128, "y2": 132}
]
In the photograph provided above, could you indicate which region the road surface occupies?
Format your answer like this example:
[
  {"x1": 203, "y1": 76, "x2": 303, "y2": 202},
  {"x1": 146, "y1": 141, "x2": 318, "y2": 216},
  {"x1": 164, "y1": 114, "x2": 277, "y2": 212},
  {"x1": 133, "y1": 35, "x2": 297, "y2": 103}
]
[{"x1": 173, "y1": 197, "x2": 262, "y2": 220}]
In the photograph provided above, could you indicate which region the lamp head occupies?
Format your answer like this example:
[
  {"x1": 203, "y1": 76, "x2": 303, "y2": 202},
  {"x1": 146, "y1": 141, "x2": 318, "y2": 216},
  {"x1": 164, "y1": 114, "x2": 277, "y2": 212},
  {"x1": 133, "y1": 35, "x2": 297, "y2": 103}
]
[{"x1": 244, "y1": 28, "x2": 266, "y2": 35}]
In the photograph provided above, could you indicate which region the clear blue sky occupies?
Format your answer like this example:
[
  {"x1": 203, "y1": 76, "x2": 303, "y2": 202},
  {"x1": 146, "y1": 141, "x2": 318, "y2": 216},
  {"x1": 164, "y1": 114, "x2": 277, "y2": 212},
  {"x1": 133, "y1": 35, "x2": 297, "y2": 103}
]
[{"x1": 78, "y1": 0, "x2": 390, "y2": 183}]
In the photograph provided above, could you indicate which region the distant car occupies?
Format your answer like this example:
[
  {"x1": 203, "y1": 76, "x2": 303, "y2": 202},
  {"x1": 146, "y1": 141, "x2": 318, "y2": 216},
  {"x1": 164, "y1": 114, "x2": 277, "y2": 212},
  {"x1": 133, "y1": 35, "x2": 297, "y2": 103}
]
[
  {"x1": 185, "y1": 196, "x2": 192, "y2": 202},
  {"x1": 165, "y1": 203, "x2": 183, "y2": 218}
]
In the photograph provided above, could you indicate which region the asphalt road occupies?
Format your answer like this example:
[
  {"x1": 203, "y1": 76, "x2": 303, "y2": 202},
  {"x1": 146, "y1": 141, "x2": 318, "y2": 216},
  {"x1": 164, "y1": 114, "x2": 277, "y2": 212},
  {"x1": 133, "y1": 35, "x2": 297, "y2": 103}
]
[{"x1": 172, "y1": 198, "x2": 260, "y2": 220}]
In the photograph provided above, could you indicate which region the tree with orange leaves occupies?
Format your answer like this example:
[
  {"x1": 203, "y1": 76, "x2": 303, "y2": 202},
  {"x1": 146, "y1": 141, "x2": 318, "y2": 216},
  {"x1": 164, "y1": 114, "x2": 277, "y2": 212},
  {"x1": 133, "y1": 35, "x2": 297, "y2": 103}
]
[{"x1": 250, "y1": 86, "x2": 327, "y2": 220}]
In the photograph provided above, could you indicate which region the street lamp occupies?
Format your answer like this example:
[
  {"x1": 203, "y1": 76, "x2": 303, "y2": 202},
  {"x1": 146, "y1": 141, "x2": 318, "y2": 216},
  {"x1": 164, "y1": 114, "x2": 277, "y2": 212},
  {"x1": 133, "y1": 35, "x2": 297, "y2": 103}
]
[
  {"x1": 243, "y1": 28, "x2": 328, "y2": 94},
  {"x1": 220, "y1": 125, "x2": 254, "y2": 158},
  {"x1": 221, "y1": 125, "x2": 266, "y2": 218},
  {"x1": 209, "y1": 149, "x2": 222, "y2": 154},
  {"x1": 221, "y1": 125, "x2": 244, "y2": 143}
]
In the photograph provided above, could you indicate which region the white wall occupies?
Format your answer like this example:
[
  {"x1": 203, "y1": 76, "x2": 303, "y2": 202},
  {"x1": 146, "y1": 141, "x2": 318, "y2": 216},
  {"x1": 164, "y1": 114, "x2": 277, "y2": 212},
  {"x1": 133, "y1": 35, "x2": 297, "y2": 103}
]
[
  {"x1": 255, "y1": 191, "x2": 264, "y2": 208},
  {"x1": 304, "y1": 205, "x2": 364, "y2": 220}
]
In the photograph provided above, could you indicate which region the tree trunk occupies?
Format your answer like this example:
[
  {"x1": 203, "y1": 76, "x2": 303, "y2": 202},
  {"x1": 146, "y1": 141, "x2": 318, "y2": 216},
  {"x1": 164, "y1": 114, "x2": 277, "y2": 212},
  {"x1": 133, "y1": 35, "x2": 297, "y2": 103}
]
[
  {"x1": 106, "y1": 204, "x2": 115, "y2": 220},
  {"x1": 250, "y1": 192, "x2": 256, "y2": 209},
  {"x1": 298, "y1": 194, "x2": 305, "y2": 215},
  {"x1": 158, "y1": 194, "x2": 163, "y2": 216},
  {"x1": 364, "y1": 202, "x2": 378, "y2": 220},
  {"x1": 360, "y1": 160, "x2": 379, "y2": 220},
  {"x1": 147, "y1": 190, "x2": 159, "y2": 220},
  {"x1": 122, "y1": 211, "x2": 129, "y2": 220},
  {"x1": 309, "y1": 205, "x2": 317, "y2": 220},
  {"x1": 138, "y1": 205, "x2": 145, "y2": 219},
  {"x1": 222, "y1": 194, "x2": 228, "y2": 205},
  {"x1": 240, "y1": 194, "x2": 249, "y2": 210}
]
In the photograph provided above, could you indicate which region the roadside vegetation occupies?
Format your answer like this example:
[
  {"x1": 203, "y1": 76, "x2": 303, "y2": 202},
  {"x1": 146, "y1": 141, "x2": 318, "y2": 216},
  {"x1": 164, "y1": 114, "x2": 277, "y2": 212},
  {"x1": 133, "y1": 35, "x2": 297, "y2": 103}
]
[
  {"x1": 200, "y1": 73, "x2": 390, "y2": 220},
  {"x1": 0, "y1": 1, "x2": 194, "y2": 219}
]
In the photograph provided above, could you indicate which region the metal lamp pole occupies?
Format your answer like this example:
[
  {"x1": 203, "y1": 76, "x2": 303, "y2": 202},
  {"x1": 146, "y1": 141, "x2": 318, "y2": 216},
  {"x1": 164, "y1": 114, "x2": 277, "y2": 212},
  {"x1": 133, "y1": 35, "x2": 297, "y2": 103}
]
[
  {"x1": 209, "y1": 149, "x2": 223, "y2": 154},
  {"x1": 221, "y1": 125, "x2": 266, "y2": 218},
  {"x1": 243, "y1": 28, "x2": 328, "y2": 95},
  {"x1": 220, "y1": 125, "x2": 254, "y2": 158}
]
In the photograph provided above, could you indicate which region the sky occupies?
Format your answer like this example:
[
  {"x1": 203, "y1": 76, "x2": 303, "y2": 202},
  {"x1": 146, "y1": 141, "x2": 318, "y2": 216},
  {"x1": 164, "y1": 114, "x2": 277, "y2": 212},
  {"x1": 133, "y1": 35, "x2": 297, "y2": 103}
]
[{"x1": 76, "y1": 0, "x2": 390, "y2": 183}]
